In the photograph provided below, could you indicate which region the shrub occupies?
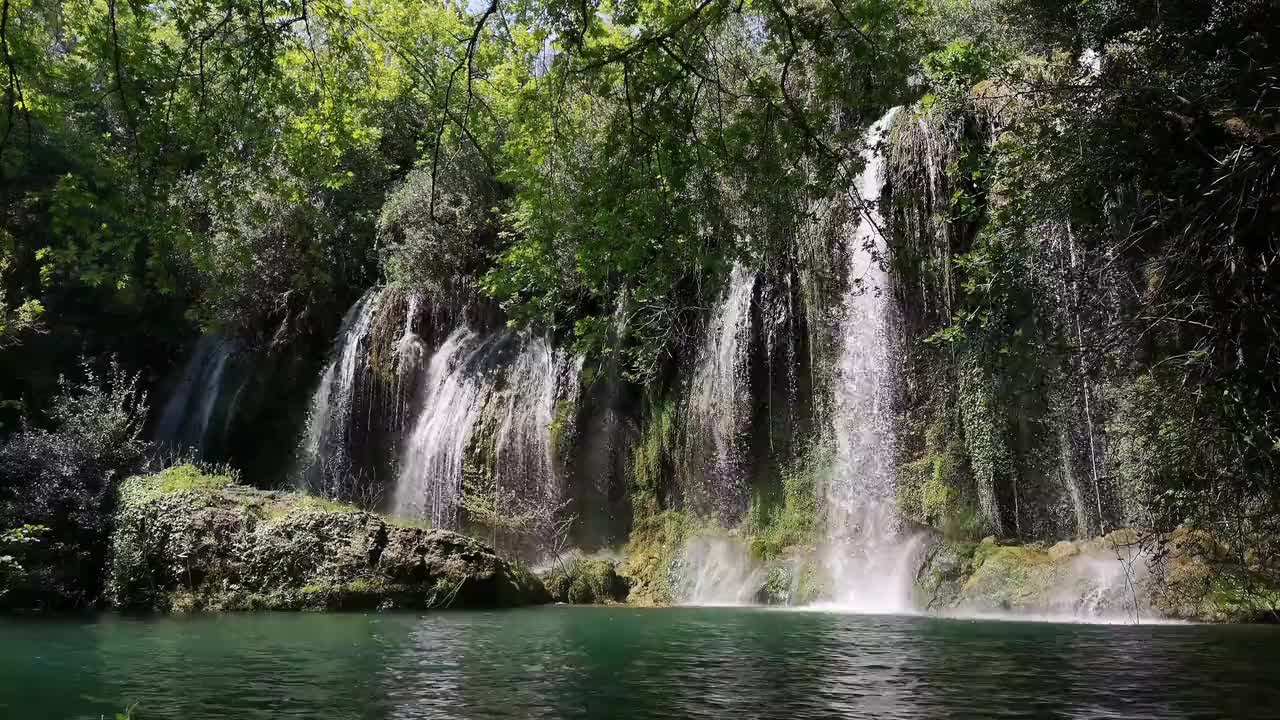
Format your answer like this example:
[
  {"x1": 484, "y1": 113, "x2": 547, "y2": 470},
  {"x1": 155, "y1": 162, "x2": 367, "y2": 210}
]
[
  {"x1": 378, "y1": 153, "x2": 501, "y2": 297},
  {"x1": 0, "y1": 360, "x2": 149, "y2": 607}
]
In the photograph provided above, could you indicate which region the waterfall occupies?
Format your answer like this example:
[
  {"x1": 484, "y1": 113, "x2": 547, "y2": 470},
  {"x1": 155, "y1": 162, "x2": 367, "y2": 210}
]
[
  {"x1": 391, "y1": 292, "x2": 428, "y2": 432},
  {"x1": 496, "y1": 341, "x2": 582, "y2": 505},
  {"x1": 822, "y1": 107, "x2": 924, "y2": 613},
  {"x1": 393, "y1": 328, "x2": 495, "y2": 527},
  {"x1": 683, "y1": 262, "x2": 757, "y2": 517},
  {"x1": 300, "y1": 288, "x2": 383, "y2": 493},
  {"x1": 394, "y1": 329, "x2": 580, "y2": 535},
  {"x1": 156, "y1": 335, "x2": 241, "y2": 458}
]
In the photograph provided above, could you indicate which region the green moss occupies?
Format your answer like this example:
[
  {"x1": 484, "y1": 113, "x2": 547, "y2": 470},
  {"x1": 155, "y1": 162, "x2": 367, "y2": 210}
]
[
  {"x1": 292, "y1": 496, "x2": 362, "y2": 514},
  {"x1": 621, "y1": 510, "x2": 706, "y2": 605},
  {"x1": 761, "y1": 559, "x2": 822, "y2": 606},
  {"x1": 897, "y1": 456, "x2": 931, "y2": 522},
  {"x1": 630, "y1": 395, "x2": 678, "y2": 520},
  {"x1": 742, "y1": 444, "x2": 826, "y2": 562},
  {"x1": 385, "y1": 514, "x2": 433, "y2": 531},
  {"x1": 1151, "y1": 528, "x2": 1280, "y2": 622},
  {"x1": 960, "y1": 541, "x2": 1059, "y2": 609},
  {"x1": 544, "y1": 557, "x2": 629, "y2": 604},
  {"x1": 120, "y1": 464, "x2": 237, "y2": 505},
  {"x1": 897, "y1": 425, "x2": 981, "y2": 539},
  {"x1": 548, "y1": 399, "x2": 576, "y2": 458}
]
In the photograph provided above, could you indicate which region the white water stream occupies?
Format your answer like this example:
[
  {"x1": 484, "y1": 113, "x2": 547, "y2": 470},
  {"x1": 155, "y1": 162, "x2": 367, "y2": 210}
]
[{"x1": 821, "y1": 106, "x2": 928, "y2": 613}]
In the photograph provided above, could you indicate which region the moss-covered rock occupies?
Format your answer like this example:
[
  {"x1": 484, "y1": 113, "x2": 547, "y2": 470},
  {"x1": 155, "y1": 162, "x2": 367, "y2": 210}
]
[
  {"x1": 1149, "y1": 527, "x2": 1280, "y2": 623},
  {"x1": 620, "y1": 511, "x2": 704, "y2": 606},
  {"x1": 915, "y1": 539, "x2": 978, "y2": 610},
  {"x1": 542, "y1": 557, "x2": 630, "y2": 604},
  {"x1": 760, "y1": 554, "x2": 823, "y2": 606},
  {"x1": 106, "y1": 465, "x2": 548, "y2": 611},
  {"x1": 961, "y1": 542, "x2": 1061, "y2": 610}
]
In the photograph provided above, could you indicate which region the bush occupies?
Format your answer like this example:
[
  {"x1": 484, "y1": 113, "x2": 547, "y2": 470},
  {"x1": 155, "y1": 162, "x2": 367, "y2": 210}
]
[
  {"x1": 378, "y1": 152, "x2": 501, "y2": 297},
  {"x1": 0, "y1": 360, "x2": 149, "y2": 608},
  {"x1": 543, "y1": 557, "x2": 629, "y2": 604}
]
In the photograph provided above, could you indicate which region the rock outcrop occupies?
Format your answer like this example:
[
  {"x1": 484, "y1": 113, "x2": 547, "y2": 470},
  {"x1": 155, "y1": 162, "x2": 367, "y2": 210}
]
[
  {"x1": 913, "y1": 529, "x2": 1280, "y2": 623},
  {"x1": 107, "y1": 465, "x2": 548, "y2": 611},
  {"x1": 915, "y1": 532, "x2": 1155, "y2": 619}
]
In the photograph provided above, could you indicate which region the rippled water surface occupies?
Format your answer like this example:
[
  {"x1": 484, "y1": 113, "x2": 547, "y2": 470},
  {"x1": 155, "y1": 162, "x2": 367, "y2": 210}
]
[{"x1": 3, "y1": 607, "x2": 1279, "y2": 719}]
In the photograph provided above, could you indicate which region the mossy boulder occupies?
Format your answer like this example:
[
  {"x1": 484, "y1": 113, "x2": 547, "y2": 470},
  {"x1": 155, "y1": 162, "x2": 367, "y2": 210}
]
[
  {"x1": 961, "y1": 542, "x2": 1062, "y2": 610},
  {"x1": 760, "y1": 554, "x2": 823, "y2": 606},
  {"x1": 915, "y1": 539, "x2": 978, "y2": 610},
  {"x1": 542, "y1": 558, "x2": 630, "y2": 604},
  {"x1": 915, "y1": 532, "x2": 1157, "y2": 618},
  {"x1": 620, "y1": 511, "x2": 704, "y2": 606},
  {"x1": 1149, "y1": 527, "x2": 1280, "y2": 623},
  {"x1": 106, "y1": 465, "x2": 548, "y2": 611}
]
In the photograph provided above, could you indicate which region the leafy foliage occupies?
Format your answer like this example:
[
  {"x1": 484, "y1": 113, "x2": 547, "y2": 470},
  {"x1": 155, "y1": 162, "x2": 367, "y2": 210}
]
[{"x1": 0, "y1": 360, "x2": 149, "y2": 607}]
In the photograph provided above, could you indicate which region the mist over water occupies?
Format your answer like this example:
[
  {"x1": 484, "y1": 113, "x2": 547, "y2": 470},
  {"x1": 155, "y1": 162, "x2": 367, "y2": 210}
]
[{"x1": 675, "y1": 536, "x2": 766, "y2": 606}]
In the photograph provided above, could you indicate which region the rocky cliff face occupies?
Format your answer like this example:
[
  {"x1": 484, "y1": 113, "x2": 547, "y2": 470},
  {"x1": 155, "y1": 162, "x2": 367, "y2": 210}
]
[{"x1": 107, "y1": 465, "x2": 548, "y2": 611}]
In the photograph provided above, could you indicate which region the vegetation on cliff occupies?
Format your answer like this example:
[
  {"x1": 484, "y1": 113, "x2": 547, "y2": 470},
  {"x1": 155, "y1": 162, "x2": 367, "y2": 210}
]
[{"x1": 1, "y1": 0, "x2": 1277, "y2": 617}]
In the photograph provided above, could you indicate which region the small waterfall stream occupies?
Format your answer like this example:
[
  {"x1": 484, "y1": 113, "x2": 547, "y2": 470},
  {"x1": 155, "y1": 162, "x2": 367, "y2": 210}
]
[
  {"x1": 682, "y1": 262, "x2": 757, "y2": 517},
  {"x1": 299, "y1": 289, "x2": 383, "y2": 492},
  {"x1": 822, "y1": 107, "x2": 925, "y2": 613},
  {"x1": 156, "y1": 335, "x2": 243, "y2": 458},
  {"x1": 393, "y1": 328, "x2": 496, "y2": 527}
]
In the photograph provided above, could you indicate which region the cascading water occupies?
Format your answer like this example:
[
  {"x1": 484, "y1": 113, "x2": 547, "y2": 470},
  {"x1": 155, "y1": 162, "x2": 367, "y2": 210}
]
[
  {"x1": 391, "y1": 292, "x2": 428, "y2": 432},
  {"x1": 683, "y1": 262, "x2": 757, "y2": 516},
  {"x1": 393, "y1": 328, "x2": 495, "y2": 527},
  {"x1": 495, "y1": 342, "x2": 582, "y2": 512},
  {"x1": 299, "y1": 288, "x2": 383, "y2": 491},
  {"x1": 822, "y1": 107, "x2": 926, "y2": 613},
  {"x1": 394, "y1": 329, "x2": 580, "y2": 535},
  {"x1": 675, "y1": 536, "x2": 766, "y2": 606},
  {"x1": 156, "y1": 335, "x2": 241, "y2": 458}
]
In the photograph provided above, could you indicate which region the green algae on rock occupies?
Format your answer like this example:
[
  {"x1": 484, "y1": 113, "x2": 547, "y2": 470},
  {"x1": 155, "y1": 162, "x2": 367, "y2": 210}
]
[
  {"x1": 542, "y1": 557, "x2": 630, "y2": 604},
  {"x1": 107, "y1": 465, "x2": 548, "y2": 612}
]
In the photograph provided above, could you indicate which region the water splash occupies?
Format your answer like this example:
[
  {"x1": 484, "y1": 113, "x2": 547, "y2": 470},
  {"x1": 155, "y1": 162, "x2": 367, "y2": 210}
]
[
  {"x1": 822, "y1": 107, "x2": 924, "y2": 613},
  {"x1": 675, "y1": 536, "x2": 766, "y2": 606},
  {"x1": 683, "y1": 262, "x2": 757, "y2": 516}
]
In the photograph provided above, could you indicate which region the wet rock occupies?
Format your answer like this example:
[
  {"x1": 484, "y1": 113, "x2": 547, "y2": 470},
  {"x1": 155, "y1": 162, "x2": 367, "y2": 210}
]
[
  {"x1": 915, "y1": 540, "x2": 977, "y2": 610},
  {"x1": 1048, "y1": 541, "x2": 1080, "y2": 561}
]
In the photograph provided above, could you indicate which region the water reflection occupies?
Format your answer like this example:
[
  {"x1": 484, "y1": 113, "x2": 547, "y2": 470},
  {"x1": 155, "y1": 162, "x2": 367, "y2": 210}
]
[{"x1": 2, "y1": 609, "x2": 1279, "y2": 720}]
